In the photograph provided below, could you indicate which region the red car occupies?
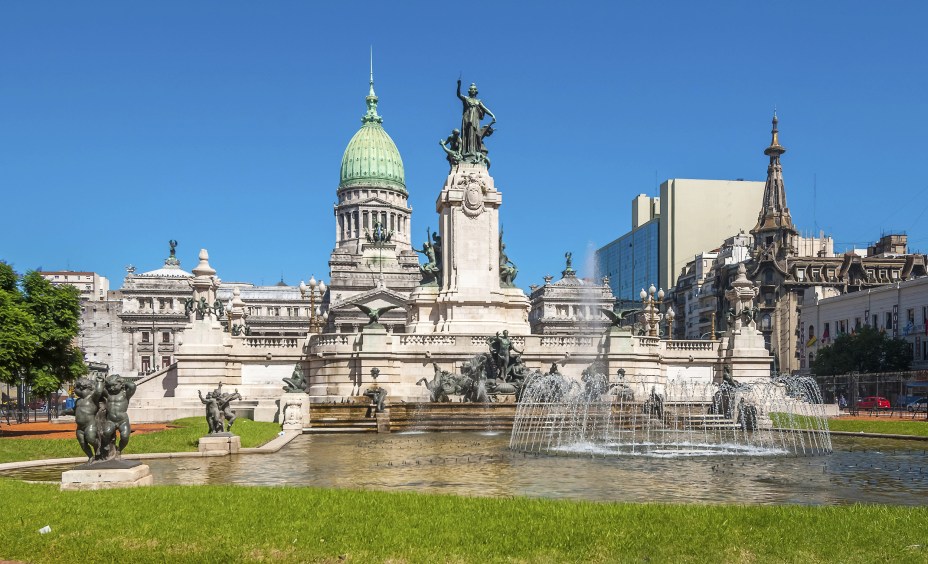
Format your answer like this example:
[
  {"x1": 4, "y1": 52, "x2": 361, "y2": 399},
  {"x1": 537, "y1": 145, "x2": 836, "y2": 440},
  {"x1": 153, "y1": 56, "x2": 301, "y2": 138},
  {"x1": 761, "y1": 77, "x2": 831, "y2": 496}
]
[{"x1": 857, "y1": 396, "x2": 890, "y2": 409}]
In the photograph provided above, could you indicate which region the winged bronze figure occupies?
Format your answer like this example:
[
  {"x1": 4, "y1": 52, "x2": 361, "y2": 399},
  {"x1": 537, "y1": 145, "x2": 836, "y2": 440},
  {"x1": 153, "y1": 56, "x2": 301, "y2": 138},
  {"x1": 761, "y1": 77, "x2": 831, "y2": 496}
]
[{"x1": 355, "y1": 304, "x2": 402, "y2": 326}]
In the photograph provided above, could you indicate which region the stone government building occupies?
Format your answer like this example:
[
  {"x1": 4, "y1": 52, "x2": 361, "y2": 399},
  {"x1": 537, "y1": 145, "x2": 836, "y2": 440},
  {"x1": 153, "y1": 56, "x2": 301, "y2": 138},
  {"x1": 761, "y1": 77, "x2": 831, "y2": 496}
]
[{"x1": 76, "y1": 74, "x2": 612, "y2": 379}]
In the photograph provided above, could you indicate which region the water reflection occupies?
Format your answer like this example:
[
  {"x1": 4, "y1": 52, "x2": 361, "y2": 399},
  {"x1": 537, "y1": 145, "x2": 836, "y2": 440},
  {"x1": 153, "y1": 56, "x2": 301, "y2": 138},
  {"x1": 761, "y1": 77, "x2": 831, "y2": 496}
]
[{"x1": 5, "y1": 434, "x2": 928, "y2": 505}]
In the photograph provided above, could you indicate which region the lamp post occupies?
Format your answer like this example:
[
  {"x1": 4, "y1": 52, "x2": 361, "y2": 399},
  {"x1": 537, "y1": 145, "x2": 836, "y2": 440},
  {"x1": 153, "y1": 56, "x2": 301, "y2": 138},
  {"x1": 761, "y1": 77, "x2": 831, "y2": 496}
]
[
  {"x1": 666, "y1": 306, "x2": 675, "y2": 339},
  {"x1": 640, "y1": 285, "x2": 665, "y2": 337},
  {"x1": 299, "y1": 276, "x2": 327, "y2": 334}
]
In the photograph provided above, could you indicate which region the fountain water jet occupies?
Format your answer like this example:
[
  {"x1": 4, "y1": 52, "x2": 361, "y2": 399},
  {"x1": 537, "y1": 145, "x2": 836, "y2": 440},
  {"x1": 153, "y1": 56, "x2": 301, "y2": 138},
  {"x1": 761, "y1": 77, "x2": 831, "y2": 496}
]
[{"x1": 509, "y1": 370, "x2": 832, "y2": 457}]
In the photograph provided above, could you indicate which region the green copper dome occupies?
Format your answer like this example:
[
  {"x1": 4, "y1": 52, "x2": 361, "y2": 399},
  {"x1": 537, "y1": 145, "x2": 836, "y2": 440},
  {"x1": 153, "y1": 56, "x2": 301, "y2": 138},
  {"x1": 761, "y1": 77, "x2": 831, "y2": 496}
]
[{"x1": 339, "y1": 79, "x2": 406, "y2": 193}]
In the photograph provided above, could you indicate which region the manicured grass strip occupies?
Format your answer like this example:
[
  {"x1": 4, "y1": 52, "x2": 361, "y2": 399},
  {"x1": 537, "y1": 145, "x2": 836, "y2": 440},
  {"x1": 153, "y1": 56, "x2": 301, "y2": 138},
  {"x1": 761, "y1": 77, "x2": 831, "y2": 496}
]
[
  {"x1": 0, "y1": 418, "x2": 280, "y2": 464},
  {"x1": 0, "y1": 479, "x2": 925, "y2": 563},
  {"x1": 771, "y1": 412, "x2": 928, "y2": 437},
  {"x1": 827, "y1": 418, "x2": 928, "y2": 437}
]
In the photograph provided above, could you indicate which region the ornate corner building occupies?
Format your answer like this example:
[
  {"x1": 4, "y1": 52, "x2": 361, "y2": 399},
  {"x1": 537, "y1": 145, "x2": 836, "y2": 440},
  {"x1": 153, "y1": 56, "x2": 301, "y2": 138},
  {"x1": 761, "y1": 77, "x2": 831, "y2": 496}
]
[{"x1": 674, "y1": 114, "x2": 928, "y2": 373}]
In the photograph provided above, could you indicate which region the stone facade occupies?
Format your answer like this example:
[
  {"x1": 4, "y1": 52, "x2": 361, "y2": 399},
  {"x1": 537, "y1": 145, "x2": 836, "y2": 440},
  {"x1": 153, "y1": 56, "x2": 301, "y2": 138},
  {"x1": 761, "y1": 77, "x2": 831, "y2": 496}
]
[
  {"x1": 529, "y1": 258, "x2": 616, "y2": 335},
  {"x1": 800, "y1": 276, "x2": 928, "y2": 372},
  {"x1": 670, "y1": 115, "x2": 928, "y2": 373},
  {"x1": 325, "y1": 71, "x2": 421, "y2": 334}
]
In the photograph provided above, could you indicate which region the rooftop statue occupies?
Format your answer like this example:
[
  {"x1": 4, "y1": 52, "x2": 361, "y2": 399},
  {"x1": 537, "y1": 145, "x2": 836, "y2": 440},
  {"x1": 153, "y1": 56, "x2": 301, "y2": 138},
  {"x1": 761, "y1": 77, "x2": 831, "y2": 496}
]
[{"x1": 453, "y1": 79, "x2": 496, "y2": 166}]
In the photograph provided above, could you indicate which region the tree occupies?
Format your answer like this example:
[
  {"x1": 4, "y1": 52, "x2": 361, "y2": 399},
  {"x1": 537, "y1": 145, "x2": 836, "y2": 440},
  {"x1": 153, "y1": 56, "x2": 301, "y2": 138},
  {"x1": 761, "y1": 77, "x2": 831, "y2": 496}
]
[
  {"x1": 811, "y1": 326, "x2": 912, "y2": 376},
  {"x1": 0, "y1": 262, "x2": 87, "y2": 397}
]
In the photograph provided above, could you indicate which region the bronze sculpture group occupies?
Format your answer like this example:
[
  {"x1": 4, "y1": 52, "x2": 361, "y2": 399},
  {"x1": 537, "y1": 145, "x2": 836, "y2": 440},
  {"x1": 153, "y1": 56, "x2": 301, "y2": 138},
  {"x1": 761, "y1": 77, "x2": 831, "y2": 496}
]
[
  {"x1": 413, "y1": 228, "x2": 442, "y2": 285},
  {"x1": 74, "y1": 374, "x2": 137, "y2": 463},
  {"x1": 439, "y1": 79, "x2": 496, "y2": 168},
  {"x1": 198, "y1": 383, "x2": 241, "y2": 434}
]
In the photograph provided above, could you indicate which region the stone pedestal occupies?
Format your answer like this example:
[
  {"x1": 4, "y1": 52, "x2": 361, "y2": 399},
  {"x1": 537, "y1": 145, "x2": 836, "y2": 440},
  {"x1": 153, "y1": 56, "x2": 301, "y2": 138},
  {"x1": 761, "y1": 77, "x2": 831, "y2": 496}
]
[
  {"x1": 198, "y1": 433, "x2": 241, "y2": 454},
  {"x1": 376, "y1": 410, "x2": 390, "y2": 434},
  {"x1": 407, "y1": 163, "x2": 530, "y2": 335},
  {"x1": 61, "y1": 461, "x2": 153, "y2": 491},
  {"x1": 724, "y1": 327, "x2": 774, "y2": 382},
  {"x1": 279, "y1": 393, "x2": 309, "y2": 430}
]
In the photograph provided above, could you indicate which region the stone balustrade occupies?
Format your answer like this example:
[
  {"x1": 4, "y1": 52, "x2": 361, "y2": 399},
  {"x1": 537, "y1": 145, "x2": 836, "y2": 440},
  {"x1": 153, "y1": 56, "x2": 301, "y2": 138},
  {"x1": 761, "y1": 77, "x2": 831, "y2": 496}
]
[
  {"x1": 537, "y1": 335, "x2": 593, "y2": 348},
  {"x1": 243, "y1": 336, "x2": 302, "y2": 348},
  {"x1": 400, "y1": 335, "x2": 457, "y2": 346},
  {"x1": 636, "y1": 336, "x2": 660, "y2": 347},
  {"x1": 665, "y1": 340, "x2": 718, "y2": 351}
]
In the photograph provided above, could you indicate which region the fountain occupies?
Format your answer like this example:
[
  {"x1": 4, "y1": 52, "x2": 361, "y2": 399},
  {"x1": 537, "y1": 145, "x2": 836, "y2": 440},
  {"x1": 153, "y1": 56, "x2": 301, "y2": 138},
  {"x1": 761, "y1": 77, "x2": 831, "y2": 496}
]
[{"x1": 510, "y1": 364, "x2": 832, "y2": 457}]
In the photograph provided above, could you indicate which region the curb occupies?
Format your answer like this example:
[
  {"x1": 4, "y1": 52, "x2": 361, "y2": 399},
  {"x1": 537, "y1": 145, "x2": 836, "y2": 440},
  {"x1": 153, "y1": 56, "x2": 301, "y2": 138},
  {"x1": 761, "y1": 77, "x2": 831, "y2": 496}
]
[{"x1": 0, "y1": 430, "x2": 301, "y2": 472}]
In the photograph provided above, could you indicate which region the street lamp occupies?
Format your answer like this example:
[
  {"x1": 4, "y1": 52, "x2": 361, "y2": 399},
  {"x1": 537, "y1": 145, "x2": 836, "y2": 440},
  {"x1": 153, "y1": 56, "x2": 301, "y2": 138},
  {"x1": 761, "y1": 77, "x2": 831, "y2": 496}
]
[
  {"x1": 666, "y1": 306, "x2": 675, "y2": 338},
  {"x1": 299, "y1": 276, "x2": 327, "y2": 334},
  {"x1": 640, "y1": 285, "x2": 665, "y2": 337}
]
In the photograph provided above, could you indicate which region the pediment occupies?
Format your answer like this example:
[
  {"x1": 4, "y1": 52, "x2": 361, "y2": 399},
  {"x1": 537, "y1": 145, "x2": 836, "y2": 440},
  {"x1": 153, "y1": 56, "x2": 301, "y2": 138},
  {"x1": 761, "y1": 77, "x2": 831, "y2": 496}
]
[{"x1": 330, "y1": 287, "x2": 408, "y2": 312}]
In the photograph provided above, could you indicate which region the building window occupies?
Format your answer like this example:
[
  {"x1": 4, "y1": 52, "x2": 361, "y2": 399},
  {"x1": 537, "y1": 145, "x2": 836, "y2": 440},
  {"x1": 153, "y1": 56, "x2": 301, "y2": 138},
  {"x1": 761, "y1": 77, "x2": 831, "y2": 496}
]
[
  {"x1": 872, "y1": 314, "x2": 878, "y2": 327},
  {"x1": 761, "y1": 314, "x2": 772, "y2": 331},
  {"x1": 141, "y1": 331, "x2": 150, "y2": 343},
  {"x1": 827, "y1": 269, "x2": 835, "y2": 280},
  {"x1": 161, "y1": 355, "x2": 171, "y2": 368},
  {"x1": 141, "y1": 356, "x2": 151, "y2": 372},
  {"x1": 796, "y1": 269, "x2": 805, "y2": 281},
  {"x1": 161, "y1": 331, "x2": 170, "y2": 343},
  {"x1": 886, "y1": 312, "x2": 893, "y2": 330},
  {"x1": 892, "y1": 270, "x2": 900, "y2": 280},
  {"x1": 855, "y1": 317, "x2": 862, "y2": 330}
]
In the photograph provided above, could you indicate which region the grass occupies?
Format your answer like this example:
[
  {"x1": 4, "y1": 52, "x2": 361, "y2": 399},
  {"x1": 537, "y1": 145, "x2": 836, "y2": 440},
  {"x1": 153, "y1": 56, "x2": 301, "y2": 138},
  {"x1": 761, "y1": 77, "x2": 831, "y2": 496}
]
[
  {"x1": 771, "y1": 412, "x2": 928, "y2": 437},
  {"x1": 0, "y1": 479, "x2": 925, "y2": 563},
  {"x1": 0, "y1": 417, "x2": 281, "y2": 464}
]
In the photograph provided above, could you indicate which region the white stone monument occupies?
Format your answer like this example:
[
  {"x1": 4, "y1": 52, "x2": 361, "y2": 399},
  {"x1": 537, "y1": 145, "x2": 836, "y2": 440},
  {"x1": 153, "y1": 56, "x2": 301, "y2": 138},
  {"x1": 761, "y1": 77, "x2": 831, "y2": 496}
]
[{"x1": 407, "y1": 163, "x2": 530, "y2": 334}]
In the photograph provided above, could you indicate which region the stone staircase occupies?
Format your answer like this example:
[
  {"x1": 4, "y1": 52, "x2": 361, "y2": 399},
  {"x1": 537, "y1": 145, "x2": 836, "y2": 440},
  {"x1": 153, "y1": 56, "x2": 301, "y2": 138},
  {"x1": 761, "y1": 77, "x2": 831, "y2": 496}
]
[{"x1": 305, "y1": 402, "x2": 517, "y2": 433}]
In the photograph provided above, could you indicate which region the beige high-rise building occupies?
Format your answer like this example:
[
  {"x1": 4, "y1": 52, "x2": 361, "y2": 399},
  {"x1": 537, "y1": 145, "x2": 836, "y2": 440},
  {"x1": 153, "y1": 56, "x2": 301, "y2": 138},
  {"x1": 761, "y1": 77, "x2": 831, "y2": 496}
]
[
  {"x1": 40, "y1": 271, "x2": 110, "y2": 301},
  {"x1": 658, "y1": 179, "x2": 765, "y2": 292}
]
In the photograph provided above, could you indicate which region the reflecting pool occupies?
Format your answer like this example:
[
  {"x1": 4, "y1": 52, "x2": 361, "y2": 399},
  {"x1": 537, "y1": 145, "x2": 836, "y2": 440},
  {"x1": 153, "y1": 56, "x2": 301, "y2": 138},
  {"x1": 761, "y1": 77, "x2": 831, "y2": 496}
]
[{"x1": 6, "y1": 433, "x2": 928, "y2": 505}]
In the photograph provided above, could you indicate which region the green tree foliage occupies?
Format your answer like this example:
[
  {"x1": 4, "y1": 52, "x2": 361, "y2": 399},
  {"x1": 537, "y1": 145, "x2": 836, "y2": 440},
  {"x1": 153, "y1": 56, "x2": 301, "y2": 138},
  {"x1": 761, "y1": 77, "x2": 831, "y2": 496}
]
[
  {"x1": 811, "y1": 325, "x2": 912, "y2": 376},
  {"x1": 0, "y1": 262, "x2": 87, "y2": 395}
]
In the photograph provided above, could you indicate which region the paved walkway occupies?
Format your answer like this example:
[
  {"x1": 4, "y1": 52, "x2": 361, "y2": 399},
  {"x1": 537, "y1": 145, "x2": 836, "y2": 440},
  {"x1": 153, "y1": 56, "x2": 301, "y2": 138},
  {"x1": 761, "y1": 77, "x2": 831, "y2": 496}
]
[{"x1": 0, "y1": 421, "x2": 172, "y2": 440}]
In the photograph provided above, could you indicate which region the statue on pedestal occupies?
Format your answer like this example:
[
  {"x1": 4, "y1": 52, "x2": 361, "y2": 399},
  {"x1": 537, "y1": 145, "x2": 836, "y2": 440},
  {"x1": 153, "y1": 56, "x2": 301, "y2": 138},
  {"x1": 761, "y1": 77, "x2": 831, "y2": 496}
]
[
  {"x1": 448, "y1": 79, "x2": 496, "y2": 167},
  {"x1": 74, "y1": 374, "x2": 137, "y2": 464},
  {"x1": 413, "y1": 227, "x2": 442, "y2": 285},
  {"x1": 488, "y1": 330, "x2": 522, "y2": 381},
  {"x1": 282, "y1": 364, "x2": 307, "y2": 393},
  {"x1": 199, "y1": 383, "x2": 241, "y2": 434},
  {"x1": 499, "y1": 232, "x2": 518, "y2": 287}
]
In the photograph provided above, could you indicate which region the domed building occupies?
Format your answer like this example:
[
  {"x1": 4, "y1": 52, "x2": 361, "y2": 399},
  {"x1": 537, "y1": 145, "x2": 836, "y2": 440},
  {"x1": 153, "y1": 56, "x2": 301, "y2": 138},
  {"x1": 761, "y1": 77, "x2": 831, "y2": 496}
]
[{"x1": 325, "y1": 73, "x2": 421, "y2": 333}]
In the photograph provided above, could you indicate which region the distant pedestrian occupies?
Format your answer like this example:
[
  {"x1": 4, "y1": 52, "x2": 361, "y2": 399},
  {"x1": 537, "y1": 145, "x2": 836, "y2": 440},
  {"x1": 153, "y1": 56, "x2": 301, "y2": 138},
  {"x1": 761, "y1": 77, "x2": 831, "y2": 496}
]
[{"x1": 839, "y1": 395, "x2": 848, "y2": 409}]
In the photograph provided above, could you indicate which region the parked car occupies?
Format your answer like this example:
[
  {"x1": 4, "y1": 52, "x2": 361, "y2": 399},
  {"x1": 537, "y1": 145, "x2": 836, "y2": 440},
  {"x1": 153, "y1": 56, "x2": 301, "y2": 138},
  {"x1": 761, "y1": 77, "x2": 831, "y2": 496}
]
[
  {"x1": 857, "y1": 396, "x2": 891, "y2": 409},
  {"x1": 906, "y1": 397, "x2": 928, "y2": 413}
]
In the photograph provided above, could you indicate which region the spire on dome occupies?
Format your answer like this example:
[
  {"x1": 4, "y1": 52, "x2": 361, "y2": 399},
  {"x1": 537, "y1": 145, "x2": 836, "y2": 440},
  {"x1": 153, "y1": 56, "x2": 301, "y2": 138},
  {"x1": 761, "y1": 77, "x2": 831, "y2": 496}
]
[{"x1": 362, "y1": 47, "x2": 383, "y2": 125}]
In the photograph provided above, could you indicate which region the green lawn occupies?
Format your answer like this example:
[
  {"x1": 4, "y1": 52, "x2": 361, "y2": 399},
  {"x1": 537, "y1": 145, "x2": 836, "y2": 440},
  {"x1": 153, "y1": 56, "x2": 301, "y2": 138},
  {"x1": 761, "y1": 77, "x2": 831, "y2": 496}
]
[
  {"x1": 771, "y1": 412, "x2": 928, "y2": 438},
  {"x1": 827, "y1": 418, "x2": 928, "y2": 437},
  {"x1": 0, "y1": 479, "x2": 925, "y2": 563},
  {"x1": 0, "y1": 417, "x2": 281, "y2": 464}
]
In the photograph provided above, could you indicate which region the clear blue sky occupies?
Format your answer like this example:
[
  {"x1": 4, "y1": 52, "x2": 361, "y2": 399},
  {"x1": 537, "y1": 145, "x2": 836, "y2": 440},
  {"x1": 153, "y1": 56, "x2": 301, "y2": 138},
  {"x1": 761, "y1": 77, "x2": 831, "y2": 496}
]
[{"x1": 2, "y1": 2, "x2": 927, "y2": 291}]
